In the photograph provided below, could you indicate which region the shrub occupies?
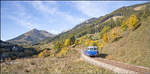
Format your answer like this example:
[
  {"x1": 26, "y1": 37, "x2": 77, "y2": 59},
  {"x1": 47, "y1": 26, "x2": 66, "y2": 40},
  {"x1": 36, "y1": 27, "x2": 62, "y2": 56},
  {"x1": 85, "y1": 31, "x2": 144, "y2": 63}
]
[
  {"x1": 110, "y1": 27, "x2": 122, "y2": 41},
  {"x1": 89, "y1": 40, "x2": 97, "y2": 46},
  {"x1": 78, "y1": 38, "x2": 83, "y2": 44},
  {"x1": 99, "y1": 26, "x2": 111, "y2": 39},
  {"x1": 121, "y1": 15, "x2": 139, "y2": 31},
  {"x1": 97, "y1": 42, "x2": 104, "y2": 51},
  {"x1": 70, "y1": 35, "x2": 76, "y2": 45},
  {"x1": 64, "y1": 39, "x2": 71, "y2": 47},
  {"x1": 85, "y1": 40, "x2": 90, "y2": 46},
  {"x1": 53, "y1": 41, "x2": 63, "y2": 53},
  {"x1": 102, "y1": 33, "x2": 110, "y2": 43},
  {"x1": 89, "y1": 40, "x2": 94, "y2": 46},
  {"x1": 128, "y1": 15, "x2": 139, "y2": 30},
  {"x1": 75, "y1": 40, "x2": 79, "y2": 46},
  {"x1": 57, "y1": 47, "x2": 69, "y2": 57},
  {"x1": 38, "y1": 49, "x2": 50, "y2": 58},
  {"x1": 121, "y1": 20, "x2": 128, "y2": 31}
]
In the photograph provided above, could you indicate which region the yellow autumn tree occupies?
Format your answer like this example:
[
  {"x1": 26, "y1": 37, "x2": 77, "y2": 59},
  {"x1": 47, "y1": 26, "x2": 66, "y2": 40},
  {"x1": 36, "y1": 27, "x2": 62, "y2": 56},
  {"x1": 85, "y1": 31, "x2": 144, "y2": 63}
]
[
  {"x1": 121, "y1": 19, "x2": 128, "y2": 31},
  {"x1": 57, "y1": 47, "x2": 69, "y2": 57},
  {"x1": 111, "y1": 27, "x2": 122, "y2": 40},
  {"x1": 89, "y1": 40, "x2": 97, "y2": 46},
  {"x1": 38, "y1": 52, "x2": 44, "y2": 58},
  {"x1": 78, "y1": 38, "x2": 82, "y2": 44},
  {"x1": 95, "y1": 40, "x2": 100, "y2": 46},
  {"x1": 64, "y1": 39, "x2": 71, "y2": 47},
  {"x1": 75, "y1": 40, "x2": 79, "y2": 46},
  {"x1": 38, "y1": 50, "x2": 50, "y2": 58},
  {"x1": 89, "y1": 40, "x2": 93, "y2": 46},
  {"x1": 121, "y1": 15, "x2": 139, "y2": 31},
  {"x1": 128, "y1": 15, "x2": 139, "y2": 30},
  {"x1": 102, "y1": 33, "x2": 109, "y2": 43},
  {"x1": 99, "y1": 42, "x2": 104, "y2": 49},
  {"x1": 85, "y1": 40, "x2": 90, "y2": 46},
  {"x1": 99, "y1": 26, "x2": 111, "y2": 38}
]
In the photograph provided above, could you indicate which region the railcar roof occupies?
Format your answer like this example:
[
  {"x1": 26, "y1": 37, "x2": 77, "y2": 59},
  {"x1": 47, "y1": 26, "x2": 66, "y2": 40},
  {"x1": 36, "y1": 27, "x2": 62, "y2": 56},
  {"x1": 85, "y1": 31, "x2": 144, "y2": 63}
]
[{"x1": 87, "y1": 46, "x2": 98, "y2": 48}]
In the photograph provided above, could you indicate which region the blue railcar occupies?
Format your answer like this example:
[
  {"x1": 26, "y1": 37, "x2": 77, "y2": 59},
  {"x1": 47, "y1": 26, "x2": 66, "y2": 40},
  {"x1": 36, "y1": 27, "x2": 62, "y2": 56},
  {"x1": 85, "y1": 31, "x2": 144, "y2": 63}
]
[{"x1": 83, "y1": 46, "x2": 99, "y2": 57}]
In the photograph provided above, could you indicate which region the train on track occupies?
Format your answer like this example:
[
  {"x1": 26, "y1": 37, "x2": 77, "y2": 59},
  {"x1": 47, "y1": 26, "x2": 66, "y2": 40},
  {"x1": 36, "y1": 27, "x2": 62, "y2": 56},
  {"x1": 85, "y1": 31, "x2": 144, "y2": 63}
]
[{"x1": 83, "y1": 46, "x2": 99, "y2": 57}]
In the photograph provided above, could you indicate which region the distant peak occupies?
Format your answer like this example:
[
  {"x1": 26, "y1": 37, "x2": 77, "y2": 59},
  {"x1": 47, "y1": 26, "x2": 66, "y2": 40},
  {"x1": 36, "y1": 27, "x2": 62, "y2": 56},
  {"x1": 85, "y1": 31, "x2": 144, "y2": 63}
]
[
  {"x1": 31, "y1": 28, "x2": 38, "y2": 31},
  {"x1": 30, "y1": 28, "x2": 40, "y2": 33}
]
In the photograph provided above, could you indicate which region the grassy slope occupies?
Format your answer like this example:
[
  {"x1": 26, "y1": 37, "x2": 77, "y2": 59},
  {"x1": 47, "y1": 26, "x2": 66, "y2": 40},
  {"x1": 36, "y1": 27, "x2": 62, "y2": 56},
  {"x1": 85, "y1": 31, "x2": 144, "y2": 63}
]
[
  {"x1": 1, "y1": 49, "x2": 114, "y2": 74},
  {"x1": 102, "y1": 18, "x2": 150, "y2": 67}
]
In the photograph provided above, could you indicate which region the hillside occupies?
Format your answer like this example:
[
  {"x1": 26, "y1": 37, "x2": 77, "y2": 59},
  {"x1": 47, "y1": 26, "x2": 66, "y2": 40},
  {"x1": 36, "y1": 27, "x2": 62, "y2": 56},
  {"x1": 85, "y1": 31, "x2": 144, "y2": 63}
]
[
  {"x1": 41, "y1": 2, "x2": 150, "y2": 44},
  {"x1": 37, "y1": 1, "x2": 150, "y2": 67},
  {"x1": 102, "y1": 18, "x2": 150, "y2": 67},
  {"x1": 8, "y1": 29, "x2": 54, "y2": 45}
]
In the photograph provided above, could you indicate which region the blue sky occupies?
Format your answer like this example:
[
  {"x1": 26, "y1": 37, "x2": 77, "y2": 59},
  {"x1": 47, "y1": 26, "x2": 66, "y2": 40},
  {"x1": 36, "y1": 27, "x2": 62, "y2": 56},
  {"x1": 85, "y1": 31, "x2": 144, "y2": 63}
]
[{"x1": 1, "y1": 1, "x2": 148, "y2": 41}]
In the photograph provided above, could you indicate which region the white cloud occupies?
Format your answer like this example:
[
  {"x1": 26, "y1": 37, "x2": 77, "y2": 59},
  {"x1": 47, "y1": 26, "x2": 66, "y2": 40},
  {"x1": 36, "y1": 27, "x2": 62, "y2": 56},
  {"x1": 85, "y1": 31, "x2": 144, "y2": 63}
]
[
  {"x1": 31, "y1": 1, "x2": 57, "y2": 15},
  {"x1": 5, "y1": 1, "x2": 88, "y2": 34},
  {"x1": 74, "y1": 1, "x2": 111, "y2": 17},
  {"x1": 31, "y1": 1, "x2": 85, "y2": 24},
  {"x1": 8, "y1": 15, "x2": 40, "y2": 29},
  {"x1": 46, "y1": 29, "x2": 61, "y2": 34},
  {"x1": 31, "y1": 1, "x2": 86, "y2": 30}
]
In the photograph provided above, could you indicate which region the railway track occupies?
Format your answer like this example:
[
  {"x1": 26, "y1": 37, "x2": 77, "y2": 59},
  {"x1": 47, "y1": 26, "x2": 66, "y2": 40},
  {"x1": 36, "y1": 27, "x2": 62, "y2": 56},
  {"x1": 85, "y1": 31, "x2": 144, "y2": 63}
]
[{"x1": 81, "y1": 51, "x2": 150, "y2": 74}]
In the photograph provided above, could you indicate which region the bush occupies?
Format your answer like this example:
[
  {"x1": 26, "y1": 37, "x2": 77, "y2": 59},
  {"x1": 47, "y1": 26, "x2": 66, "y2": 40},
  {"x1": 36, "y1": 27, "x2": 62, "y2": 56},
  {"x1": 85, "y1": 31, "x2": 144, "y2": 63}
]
[
  {"x1": 102, "y1": 33, "x2": 110, "y2": 43},
  {"x1": 128, "y1": 15, "x2": 139, "y2": 30},
  {"x1": 99, "y1": 26, "x2": 111, "y2": 39},
  {"x1": 70, "y1": 35, "x2": 76, "y2": 45},
  {"x1": 121, "y1": 20, "x2": 128, "y2": 31},
  {"x1": 38, "y1": 49, "x2": 50, "y2": 58},
  {"x1": 85, "y1": 40, "x2": 90, "y2": 46},
  {"x1": 110, "y1": 27, "x2": 122, "y2": 41},
  {"x1": 53, "y1": 41, "x2": 63, "y2": 53},
  {"x1": 75, "y1": 40, "x2": 79, "y2": 46},
  {"x1": 64, "y1": 39, "x2": 71, "y2": 47},
  {"x1": 89, "y1": 40, "x2": 97, "y2": 46},
  {"x1": 57, "y1": 47, "x2": 69, "y2": 57},
  {"x1": 78, "y1": 38, "x2": 83, "y2": 44},
  {"x1": 96, "y1": 40, "x2": 104, "y2": 50},
  {"x1": 121, "y1": 15, "x2": 139, "y2": 31}
]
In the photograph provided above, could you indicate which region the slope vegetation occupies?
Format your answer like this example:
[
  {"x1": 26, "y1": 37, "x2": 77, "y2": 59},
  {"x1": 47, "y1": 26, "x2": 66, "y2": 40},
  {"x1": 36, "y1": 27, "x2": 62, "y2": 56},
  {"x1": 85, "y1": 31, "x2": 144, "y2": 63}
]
[{"x1": 102, "y1": 18, "x2": 150, "y2": 67}]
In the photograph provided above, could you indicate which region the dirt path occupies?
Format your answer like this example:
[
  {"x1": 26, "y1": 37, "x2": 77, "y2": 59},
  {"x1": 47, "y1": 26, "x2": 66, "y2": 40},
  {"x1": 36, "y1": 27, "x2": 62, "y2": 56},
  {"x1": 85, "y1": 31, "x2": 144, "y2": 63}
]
[{"x1": 80, "y1": 50, "x2": 150, "y2": 74}]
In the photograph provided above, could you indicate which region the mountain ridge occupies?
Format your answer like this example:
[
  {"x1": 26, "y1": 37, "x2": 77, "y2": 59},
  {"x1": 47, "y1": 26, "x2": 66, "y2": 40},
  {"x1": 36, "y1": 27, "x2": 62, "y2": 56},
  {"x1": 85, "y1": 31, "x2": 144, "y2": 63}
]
[
  {"x1": 7, "y1": 28, "x2": 55, "y2": 45},
  {"x1": 41, "y1": 2, "x2": 150, "y2": 44}
]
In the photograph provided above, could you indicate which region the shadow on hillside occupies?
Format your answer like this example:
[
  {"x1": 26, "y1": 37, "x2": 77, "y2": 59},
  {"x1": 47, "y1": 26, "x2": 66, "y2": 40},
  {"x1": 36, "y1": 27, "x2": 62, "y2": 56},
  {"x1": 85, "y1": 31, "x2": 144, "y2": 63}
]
[
  {"x1": 112, "y1": 36, "x2": 123, "y2": 43},
  {"x1": 134, "y1": 23, "x2": 141, "y2": 31},
  {"x1": 97, "y1": 53, "x2": 108, "y2": 58}
]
